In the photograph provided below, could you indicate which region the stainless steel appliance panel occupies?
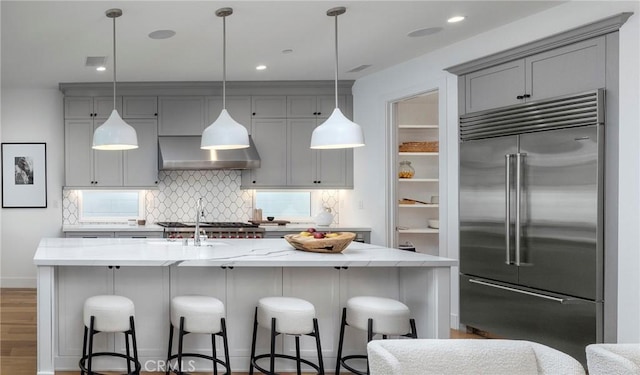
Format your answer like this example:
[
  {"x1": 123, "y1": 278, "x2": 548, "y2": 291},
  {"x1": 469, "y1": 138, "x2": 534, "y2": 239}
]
[
  {"x1": 460, "y1": 135, "x2": 518, "y2": 284},
  {"x1": 517, "y1": 126, "x2": 602, "y2": 300},
  {"x1": 460, "y1": 275, "x2": 601, "y2": 364}
]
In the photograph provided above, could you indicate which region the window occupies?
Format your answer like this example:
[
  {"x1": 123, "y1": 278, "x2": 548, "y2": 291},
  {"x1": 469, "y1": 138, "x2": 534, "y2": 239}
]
[
  {"x1": 255, "y1": 191, "x2": 312, "y2": 222},
  {"x1": 79, "y1": 190, "x2": 144, "y2": 222}
]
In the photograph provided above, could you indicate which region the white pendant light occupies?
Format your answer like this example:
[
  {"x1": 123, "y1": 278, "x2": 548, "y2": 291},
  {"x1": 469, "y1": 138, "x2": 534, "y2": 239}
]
[
  {"x1": 92, "y1": 8, "x2": 138, "y2": 151},
  {"x1": 311, "y1": 7, "x2": 365, "y2": 150},
  {"x1": 202, "y1": 7, "x2": 250, "y2": 150}
]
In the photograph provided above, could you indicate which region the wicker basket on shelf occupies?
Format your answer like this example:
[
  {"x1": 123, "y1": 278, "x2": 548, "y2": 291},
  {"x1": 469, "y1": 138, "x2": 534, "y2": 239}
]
[
  {"x1": 399, "y1": 141, "x2": 439, "y2": 152},
  {"x1": 284, "y1": 232, "x2": 356, "y2": 253}
]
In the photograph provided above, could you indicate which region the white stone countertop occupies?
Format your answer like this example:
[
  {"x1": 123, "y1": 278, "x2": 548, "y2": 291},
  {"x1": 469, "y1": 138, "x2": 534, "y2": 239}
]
[
  {"x1": 260, "y1": 224, "x2": 371, "y2": 232},
  {"x1": 62, "y1": 224, "x2": 165, "y2": 232},
  {"x1": 33, "y1": 238, "x2": 456, "y2": 268}
]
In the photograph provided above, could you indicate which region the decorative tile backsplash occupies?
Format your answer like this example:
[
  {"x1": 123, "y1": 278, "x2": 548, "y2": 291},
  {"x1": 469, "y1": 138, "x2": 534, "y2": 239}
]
[{"x1": 63, "y1": 170, "x2": 340, "y2": 225}]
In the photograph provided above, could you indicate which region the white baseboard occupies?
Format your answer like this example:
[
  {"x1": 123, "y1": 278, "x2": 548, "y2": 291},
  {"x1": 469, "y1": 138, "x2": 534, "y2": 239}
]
[
  {"x1": 450, "y1": 313, "x2": 459, "y2": 330},
  {"x1": 1, "y1": 277, "x2": 36, "y2": 288}
]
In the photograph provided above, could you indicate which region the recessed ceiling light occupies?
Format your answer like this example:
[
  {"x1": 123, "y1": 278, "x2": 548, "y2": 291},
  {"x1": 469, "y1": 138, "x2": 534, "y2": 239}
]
[
  {"x1": 256, "y1": 65, "x2": 267, "y2": 71},
  {"x1": 148, "y1": 30, "x2": 176, "y2": 40},
  {"x1": 448, "y1": 16, "x2": 466, "y2": 23},
  {"x1": 407, "y1": 27, "x2": 443, "y2": 38},
  {"x1": 282, "y1": 49, "x2": 293, "y2": 54},
  {"x1": 96, "y1": 66, "x2": 106, "y2": 72}
]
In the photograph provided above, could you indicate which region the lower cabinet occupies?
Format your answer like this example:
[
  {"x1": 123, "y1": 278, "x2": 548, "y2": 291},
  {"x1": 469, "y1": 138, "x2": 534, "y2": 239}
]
[
  {"x1": 263, "y1": 230, "x2": 371, "y2": 243},
  {"x1": 56, "y1": 266, "x2": 170, "y2": 370},
  {"x1": 65, "y1": 231, "x2": 163, "y2": 238}
]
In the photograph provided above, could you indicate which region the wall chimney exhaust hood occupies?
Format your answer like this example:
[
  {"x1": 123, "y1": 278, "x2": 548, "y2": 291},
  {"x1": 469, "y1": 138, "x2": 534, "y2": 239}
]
[{"x1": 158, "y1": 136, "x2": 260, "y2": 170}]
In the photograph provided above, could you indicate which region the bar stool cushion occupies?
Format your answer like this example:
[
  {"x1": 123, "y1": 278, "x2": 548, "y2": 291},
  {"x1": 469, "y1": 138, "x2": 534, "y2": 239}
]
[
  {"x1": 347, "y1": 296, "x2": 411, "y2": 335},
  {"x1": 257, "y1": 297, "x2": 315, "y2": 335},
  {"x1": 83, "y1": 295, "x2": 135, "y2": 333},
  {"x1": 171, "y1": 295, "x2": 225, "y2": 334}
]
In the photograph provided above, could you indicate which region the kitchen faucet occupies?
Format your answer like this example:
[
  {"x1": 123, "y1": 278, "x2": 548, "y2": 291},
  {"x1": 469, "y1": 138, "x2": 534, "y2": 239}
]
[{"x1": 194, "y1": 198, "x2": 204, "y2": 246}]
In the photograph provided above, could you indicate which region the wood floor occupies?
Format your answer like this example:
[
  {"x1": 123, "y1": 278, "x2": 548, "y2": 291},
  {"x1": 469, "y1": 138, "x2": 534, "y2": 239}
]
[{"x1": 1, "y1": 288, "x2": 482, "y2": 374}]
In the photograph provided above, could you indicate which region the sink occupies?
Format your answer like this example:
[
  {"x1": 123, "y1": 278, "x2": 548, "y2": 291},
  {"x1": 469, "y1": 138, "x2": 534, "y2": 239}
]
[{"x1": 146, "y1": 239, "x2": 229, "y2": 247}]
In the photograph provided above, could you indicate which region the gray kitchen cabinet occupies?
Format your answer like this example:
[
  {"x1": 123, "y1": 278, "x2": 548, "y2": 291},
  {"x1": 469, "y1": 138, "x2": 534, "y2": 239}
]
[
  {"x1": 206, "y1": 96, "x2": 252, "y2": 132},
  {"x1": 122, "y1": 96, "x2": 158, "y2": 118},
  {"x1": 123, "y1": 119, "x2": 158, "y2": 187},
  {"x1": 287, "y1": 95, "x2": 346, "y2": 118},
  {"x1": 56, "y1": 266, "x2": 169, "y2": 368},
  {"x1": 251, "y1": 96, "x2": 287, "y2": 118},
  {"x1": 64, "y1": 96, "x2": 122, "y2": 119},
  {"x1": 242, "y1": 118, "x2": 288, "y2": 188},
  {"x1": 264, "y1": 230, "x2": 370, "y2": 243},
  {"x1": 464, "y1": 36, "x2": 606, "y2": 113},
  {"x1": 65, "y1": 231, "x2": 162, "y2": 238},
  {"x1": 64, "y1": 119, "x2": 123, "y2": 187},
  {"x1": 158, "y1": 96, "x2": 205, "y2": 135},
  {"x1": 114, "y1": 232, "x2": 163, "y2": 238},
  {"x1": 64, "y1": 231, "x2": 116, "y2": 238},
  {"x1": 288, "y1": 118, "x2": 352, "y2": 188}
]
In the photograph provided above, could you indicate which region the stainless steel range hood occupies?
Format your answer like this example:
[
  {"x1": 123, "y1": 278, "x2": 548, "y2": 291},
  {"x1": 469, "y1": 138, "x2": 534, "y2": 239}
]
[{"x1": 158, "y1": 136, "x2": 261, "y2": 170}]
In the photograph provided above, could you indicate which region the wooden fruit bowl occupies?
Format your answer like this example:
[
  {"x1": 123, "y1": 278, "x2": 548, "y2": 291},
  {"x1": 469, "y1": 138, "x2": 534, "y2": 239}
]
[{"x1": 284, "y1": 232, "x2": 356, "y2": 253}]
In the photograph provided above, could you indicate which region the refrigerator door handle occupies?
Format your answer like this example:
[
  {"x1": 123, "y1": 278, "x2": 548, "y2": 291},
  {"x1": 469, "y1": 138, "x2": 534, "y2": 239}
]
[
  {"x1": 504, "y1": 154, "x2": 512, "y2": 265},
  {"x1": 515, "y1": 152, "x2": 526, "y2": 266},
  {"x1": 468, "y1": 278, "x2": 579, "y2": 304}
]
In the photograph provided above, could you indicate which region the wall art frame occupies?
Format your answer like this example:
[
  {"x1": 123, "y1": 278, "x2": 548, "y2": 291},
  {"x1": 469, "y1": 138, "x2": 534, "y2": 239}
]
[{"x1": 1, "y1": 142, "x2": 47, "y2": 208}]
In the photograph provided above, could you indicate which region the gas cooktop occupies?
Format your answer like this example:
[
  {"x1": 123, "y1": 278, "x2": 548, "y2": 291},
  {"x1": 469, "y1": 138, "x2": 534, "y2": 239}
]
[{"x1": 156, "y1": 221, "x2": 260, "y2": 229}]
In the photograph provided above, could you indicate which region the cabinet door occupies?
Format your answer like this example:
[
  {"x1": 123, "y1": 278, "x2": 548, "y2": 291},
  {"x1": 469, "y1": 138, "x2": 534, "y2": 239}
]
[
  {"x1": 526, "y1": 36, "x2": 606, "y2": 102},
  {"x1": 247, "y1": 119, "x2": 287, "y2": 187},
  {"x1": 158, "y1": 96, "x2": 205, "y2": 135},
  {"x1": 64, "y1": 97, "x2": 93, "y2": 119},
  {"x1": 287, "y1": 96, "x2": 317, "y2": 118},
  {"x1": 57, "y1": 266, "x2": 113, "y2": 357},
  {"x1": 225, "y1": 268, "x2": 283, "y2": 358},
  {"x1": 113, "y1": 267, "x2": 170, "y2": 358},
  {"x1": 465, "y1": 60, "x2": 525, "y2": 113},
  {"x1": 92, "y1": 120, "x2": 124, "y2": 186},
  {"x1": 122, "y1": 96, "x2": 158, "y2": 118},
  {"x1": 288, "y1": 118, "x2": 316, "y2": 186},
  {"x1": 94, "y1": 96, "x2": 122, "y2": 119},
  {"x1": 123, "y1": 119, "x2": 158, "y2": 187},
  {"x1": 65, "y1": 232, "x2": 115, "y2": 238},
  {"x1": 316, "y1": 148, "x2": 351, "y2": 188},
  {"x1": 283, "y1": 268, "x2": 340, "y2": 359},
  {"x1": 251, "y1": 96, "x2": 287, "y2": 118},
  {"x1": 206, "y1": 96, "x2": 252, "y2": 132},
  {"x1": 65, "y1": 119, "x2": 94, "y2": 186}
]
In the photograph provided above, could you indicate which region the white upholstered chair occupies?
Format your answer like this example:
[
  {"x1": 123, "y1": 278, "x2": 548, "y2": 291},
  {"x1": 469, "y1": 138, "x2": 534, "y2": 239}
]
[
  {"x1": 367, "y1": 339, "x2": 586, "y2": 375},
  {"x1": 586, "y1": 343, "x2": 640, "y2": 375}
]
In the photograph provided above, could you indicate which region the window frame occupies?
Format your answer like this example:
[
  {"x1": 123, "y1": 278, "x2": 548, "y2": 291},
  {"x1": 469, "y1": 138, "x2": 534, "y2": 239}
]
[
  {"x1": 254, "y1": 190, "x2": 324, "y2": 223},
  {"x1": 78, "y1": 190, "x2": 145, "y2": 223}
]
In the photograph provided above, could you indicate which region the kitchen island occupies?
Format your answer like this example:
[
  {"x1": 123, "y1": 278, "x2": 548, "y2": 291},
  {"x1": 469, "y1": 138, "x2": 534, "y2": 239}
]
[{"x1": 34, "y1": 238, "x2": 456, "y2": 374}]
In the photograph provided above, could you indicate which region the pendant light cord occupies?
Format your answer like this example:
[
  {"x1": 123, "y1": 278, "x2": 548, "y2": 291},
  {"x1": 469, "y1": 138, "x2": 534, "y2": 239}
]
[
  {"x1": 112, "y1": 15, "x2": 117, "y2": 110},
  {"x1": 222, "y1": 15, "x2": 227, "y2": 110},
  {"x1": 334, "y1": 13, "x2": 339, "y2": 109}
]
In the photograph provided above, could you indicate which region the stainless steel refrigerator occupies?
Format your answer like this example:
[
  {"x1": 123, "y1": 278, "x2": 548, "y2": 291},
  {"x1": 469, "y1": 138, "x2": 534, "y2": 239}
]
[{"x1": 459, "y1": 90, "x2": 604, "y2": 363}]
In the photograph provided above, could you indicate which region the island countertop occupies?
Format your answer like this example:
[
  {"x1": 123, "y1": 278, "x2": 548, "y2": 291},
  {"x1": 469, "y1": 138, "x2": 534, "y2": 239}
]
[{"x1": 33, "y1": 237, "x2": 456, "y2": 267}]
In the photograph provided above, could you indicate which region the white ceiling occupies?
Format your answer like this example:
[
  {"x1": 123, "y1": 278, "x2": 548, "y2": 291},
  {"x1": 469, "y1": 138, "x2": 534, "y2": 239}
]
[{"x1": 1, "y1": 1, "x2": 564, "y2": 89}]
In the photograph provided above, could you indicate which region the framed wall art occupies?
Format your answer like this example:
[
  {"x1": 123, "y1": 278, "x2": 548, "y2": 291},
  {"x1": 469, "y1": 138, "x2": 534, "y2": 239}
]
[{"x1": 2, "y1": 142, "x2": 47, "y2": 208}]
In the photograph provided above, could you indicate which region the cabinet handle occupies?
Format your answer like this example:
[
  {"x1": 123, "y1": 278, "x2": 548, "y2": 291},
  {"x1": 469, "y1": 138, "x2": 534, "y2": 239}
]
[
  {"x1": 317, "y1": 112, "x2": 321, "y2": 116},
  {"x1": 154, "y1": 113, "x2": 158, "y2": 116},
  {"x1": 155, "y1": 181, "x2": 158, "y2": 184},
  {"x1": 252, "y1": 180, "x2": 256, "y2": 184},
  {"x1": 313, "y1": 112, "x2": 317, "y2": 115},
  {"x1": 317, "y1": 180, "x2": 321, "y2": 184},
  {"x1": 115, "y1": 265, "x2": 120, "y2": 269},
  {"x1": 252, "y1": 112, "x2": 256, "y2": 116},
  {"x1": 108, "y1": 265, "x2": 113, "y2": 269},
  {"x1": 516, "y1": 95, "x2": 524, "y2": 100},
  {"x1": 523, "y1": 94, "x2": 531, "y2": 98}
]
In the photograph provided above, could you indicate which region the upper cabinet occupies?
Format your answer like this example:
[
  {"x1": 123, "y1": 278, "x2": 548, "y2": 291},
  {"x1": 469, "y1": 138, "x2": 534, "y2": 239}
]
[
  {"x1": 463, "y1": 36, "x2": 606, "y2": 113},
  {"x1": 251, "y1": 96, "x2": 287, "y2": 118},
  {"x1": 122, "y1": 96, "x2": 158, "y2": 119},
  {"x1": 64, "y1": 96, "x2": 122, "y2": 119},
  {"x1": 286, "y1": 95, "x2": 346, "y2": 118},
  {"x1": 158, "y1": 96, "x2": 205, "y2": 135}
]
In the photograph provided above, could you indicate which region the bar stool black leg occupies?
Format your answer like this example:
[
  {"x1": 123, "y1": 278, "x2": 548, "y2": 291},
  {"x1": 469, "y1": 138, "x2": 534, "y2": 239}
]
[
  {"x1": 249, "y1": 307, "x2": 258, "y2": 375},
  {"x1": 270, "y1": 317, "x2": 277, "y2": 375},
  {"x1": 87, "y1": 316, "x2": 95, "y2": 375},
  {"x1": 212, "y1": 332, "x2": 218, "y2": 375},
  {"x1": 125, "y1": 330, "x2": 132, "y2": 374},
  {"x1": 221, "y1": 318, "x2": 231, "y2": 375},
  {"x1": 130, "y1": 316, "x2": 140, "y2": 375},
  {"x1": 295, "y1": 335, "x2": 302, "y2": 375},
  {"x1": 166, "y1": 323, "x2": 174, "y2": 375},
  {"x1": 335, "y1": 307, "x2": 347, "y2": 375},
  {"x1": 313, "y1": 318, "x2": 324, "y2": 375},
  {"x1": 81, "y1": 326, "x2": 88, "y2": 375},
  {"x1": 177, "y1": 317, "x2": 185, "y2": 374},
  {"x1": 410, "y1": 318, "x2": 418, "y2": 338}
]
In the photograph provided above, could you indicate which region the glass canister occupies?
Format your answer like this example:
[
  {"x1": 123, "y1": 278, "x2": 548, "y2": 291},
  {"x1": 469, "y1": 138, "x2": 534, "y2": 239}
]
[{"x1": 398, "y1": 160, "x2": 415, "y2": 179}]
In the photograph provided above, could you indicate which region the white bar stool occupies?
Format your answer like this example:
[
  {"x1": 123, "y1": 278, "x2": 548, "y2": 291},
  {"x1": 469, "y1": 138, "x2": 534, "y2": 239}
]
[
  {"x1": 166, "y1": 295, "x2": 230, "y2": 375},
  {"x1": 80, "y1": 295, "x2": 140, "y2": 375},
  {"x1": 335, "y1": 296, "x2": 417, "y2": 375},
  {"x1": 249, "y1": 297, "x2": 324, "y2": 375}
]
